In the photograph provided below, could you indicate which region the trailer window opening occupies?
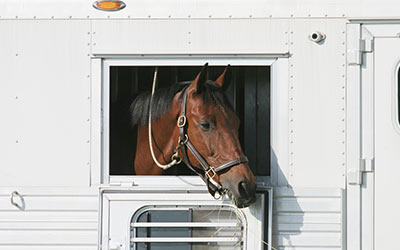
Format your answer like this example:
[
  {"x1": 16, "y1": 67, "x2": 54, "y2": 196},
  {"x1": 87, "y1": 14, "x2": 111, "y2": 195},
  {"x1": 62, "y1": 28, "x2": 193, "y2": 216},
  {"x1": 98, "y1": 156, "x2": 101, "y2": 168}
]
[
  {"x1": 131, "y1": 205, "x2": 245, "y2": 250},
  {"x1": 398, "y1": 67, "x2": 400, "y2": 127},
  {"x1": 109, "y1": 66, "x2": 270, "y2": 176}
]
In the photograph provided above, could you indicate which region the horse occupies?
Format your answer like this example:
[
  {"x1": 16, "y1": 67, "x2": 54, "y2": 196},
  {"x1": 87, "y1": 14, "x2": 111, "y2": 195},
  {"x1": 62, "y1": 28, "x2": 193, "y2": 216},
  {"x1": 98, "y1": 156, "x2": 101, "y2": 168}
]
[{"x1": 130, "y1": 64, "x2": 256, "y2": 208}]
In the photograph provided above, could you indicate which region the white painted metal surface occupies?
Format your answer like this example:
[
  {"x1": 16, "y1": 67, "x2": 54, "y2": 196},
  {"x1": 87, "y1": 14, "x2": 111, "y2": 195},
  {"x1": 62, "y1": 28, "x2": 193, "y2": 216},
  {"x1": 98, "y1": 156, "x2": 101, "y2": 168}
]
[
  {"x1": 273, "y1": 188, "x2": 344, "y2": 249},
  {"x1": 0, "y1": 20, "x2": 91, "y2": 187},
  {"x1": 91, "y1": 19, "x2": 289, "y2": 55},
  {"x1": 373, "y1": 36, "x2": 400, "y2": 250},
  {"x1": 288, "y1": 19, "x2": 347, "y2": 188},
  {"x1": 0, "y1": 187, "x2": 98, "y2": 249},
  {"x1": 3, "y1": 0, "x2": 400, "y2": 19}
]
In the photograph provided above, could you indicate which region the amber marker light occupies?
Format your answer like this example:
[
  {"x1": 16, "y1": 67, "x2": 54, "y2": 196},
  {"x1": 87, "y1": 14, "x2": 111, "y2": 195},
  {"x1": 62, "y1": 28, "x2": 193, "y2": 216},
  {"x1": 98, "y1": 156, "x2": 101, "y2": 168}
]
[{"x1": 93, "y1": 0, "x2": 126, "y2": 11}]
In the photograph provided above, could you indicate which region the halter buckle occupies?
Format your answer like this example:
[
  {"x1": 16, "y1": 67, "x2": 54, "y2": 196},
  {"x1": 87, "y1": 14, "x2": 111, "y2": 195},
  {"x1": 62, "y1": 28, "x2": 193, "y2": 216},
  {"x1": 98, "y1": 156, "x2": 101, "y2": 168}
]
[
  {"x1": 205, "y1": 167, "x2": 217, "y2": 179},
  {"x1": 177, "y1": 115, "x2": 187, "y2": 128},
  {"x1": 171, "y1": 151, "x2": 182, "y2": 165}
]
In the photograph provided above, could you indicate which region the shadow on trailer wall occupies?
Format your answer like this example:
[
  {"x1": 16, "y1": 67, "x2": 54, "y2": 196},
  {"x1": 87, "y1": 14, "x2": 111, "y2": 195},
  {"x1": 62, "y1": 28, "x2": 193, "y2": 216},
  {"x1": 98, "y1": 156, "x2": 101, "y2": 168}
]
[{"x1": 109, "y1": 66, "x2": 270, "y2": 177}]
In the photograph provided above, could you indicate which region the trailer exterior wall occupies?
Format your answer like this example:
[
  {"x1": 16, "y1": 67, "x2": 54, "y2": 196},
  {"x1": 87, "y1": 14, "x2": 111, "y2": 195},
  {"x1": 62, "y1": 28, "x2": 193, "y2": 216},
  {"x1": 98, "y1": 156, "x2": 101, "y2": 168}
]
[
  {"x1": 2, "y1": 0, "x2": 400, "y2": 19},
  {"x1": 0, "y1": 9, "x2": 354, "y2": 250}
]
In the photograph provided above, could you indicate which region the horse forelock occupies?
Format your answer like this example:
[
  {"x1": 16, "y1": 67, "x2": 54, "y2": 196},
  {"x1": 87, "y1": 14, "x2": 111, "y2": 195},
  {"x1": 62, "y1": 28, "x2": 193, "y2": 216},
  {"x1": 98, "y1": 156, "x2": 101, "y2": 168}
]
[{"x1": 129, "y1": 80, "x2": 232, "y2": 126}]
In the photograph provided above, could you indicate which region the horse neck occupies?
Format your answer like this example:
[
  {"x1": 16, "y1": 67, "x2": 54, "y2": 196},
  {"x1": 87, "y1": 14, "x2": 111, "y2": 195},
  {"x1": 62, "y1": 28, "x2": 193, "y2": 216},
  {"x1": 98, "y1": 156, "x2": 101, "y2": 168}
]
[{"x1": 134, "y1": 108, "x2": 180, "y2": 175}]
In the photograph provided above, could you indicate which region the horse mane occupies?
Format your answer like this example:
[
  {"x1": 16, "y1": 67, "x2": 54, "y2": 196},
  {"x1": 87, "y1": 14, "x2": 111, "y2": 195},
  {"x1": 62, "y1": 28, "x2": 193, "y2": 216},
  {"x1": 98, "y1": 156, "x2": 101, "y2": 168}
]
[{"x1": 130, "y1": 80, "x2": 231, "y2": 126}]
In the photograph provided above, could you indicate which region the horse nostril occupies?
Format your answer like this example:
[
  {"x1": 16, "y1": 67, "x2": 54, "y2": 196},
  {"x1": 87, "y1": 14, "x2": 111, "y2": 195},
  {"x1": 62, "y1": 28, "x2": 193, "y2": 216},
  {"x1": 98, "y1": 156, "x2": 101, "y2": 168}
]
[{"x1": 238, "y1": 181, "x2": 250, "y2": 200}]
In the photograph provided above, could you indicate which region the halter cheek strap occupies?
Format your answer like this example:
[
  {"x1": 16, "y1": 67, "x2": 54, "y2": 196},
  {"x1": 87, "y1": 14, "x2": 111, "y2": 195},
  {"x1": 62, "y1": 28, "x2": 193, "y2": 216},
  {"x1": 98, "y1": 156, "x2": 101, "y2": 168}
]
[{"x1": 177, "y1": 88, "x2": 249, "y2": 197}]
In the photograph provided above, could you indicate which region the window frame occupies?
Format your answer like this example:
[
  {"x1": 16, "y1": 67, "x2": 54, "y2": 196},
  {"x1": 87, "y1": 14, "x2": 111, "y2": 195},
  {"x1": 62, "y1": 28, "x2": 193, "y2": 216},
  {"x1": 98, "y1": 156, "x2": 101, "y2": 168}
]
[{"x1": 102, "y1": 56, "x2": 278, "y2": 185}]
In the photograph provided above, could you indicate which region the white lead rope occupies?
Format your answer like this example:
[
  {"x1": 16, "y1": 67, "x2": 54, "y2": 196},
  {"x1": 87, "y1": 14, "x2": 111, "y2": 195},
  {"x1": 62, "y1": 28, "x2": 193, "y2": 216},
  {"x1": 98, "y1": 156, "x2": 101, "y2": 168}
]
[{"x1": 148, "y1": 67, "x2": 178, "y2": 170}]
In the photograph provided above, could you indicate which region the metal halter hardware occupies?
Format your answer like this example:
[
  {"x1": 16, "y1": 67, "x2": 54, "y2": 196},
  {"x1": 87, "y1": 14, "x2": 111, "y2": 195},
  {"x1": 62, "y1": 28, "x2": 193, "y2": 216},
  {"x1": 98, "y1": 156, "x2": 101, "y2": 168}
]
[{"x1": 177, "y1": 88, "x2": 249, "y2": 197}]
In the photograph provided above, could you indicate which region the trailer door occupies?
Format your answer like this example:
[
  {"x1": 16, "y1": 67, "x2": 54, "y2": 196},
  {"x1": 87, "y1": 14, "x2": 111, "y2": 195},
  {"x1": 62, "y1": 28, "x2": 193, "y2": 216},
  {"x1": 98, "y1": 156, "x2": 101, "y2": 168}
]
[{"x1": 374, "y1": 37, "x2": 400, "y2": 249}]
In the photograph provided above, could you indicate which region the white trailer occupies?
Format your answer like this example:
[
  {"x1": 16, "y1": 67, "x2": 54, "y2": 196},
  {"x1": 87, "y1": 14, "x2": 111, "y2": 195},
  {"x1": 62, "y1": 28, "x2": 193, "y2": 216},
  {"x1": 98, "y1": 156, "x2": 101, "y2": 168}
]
[{"x1": 1, "y1": 0, "x2": 399, "y2": 249}]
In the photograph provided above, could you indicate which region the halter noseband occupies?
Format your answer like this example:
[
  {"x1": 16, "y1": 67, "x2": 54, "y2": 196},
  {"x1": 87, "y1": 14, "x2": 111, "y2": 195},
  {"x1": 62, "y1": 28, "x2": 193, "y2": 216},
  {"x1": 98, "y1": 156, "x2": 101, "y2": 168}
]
[{"x1": 176, "y1": 87, "x2": 249, "y2": 198}]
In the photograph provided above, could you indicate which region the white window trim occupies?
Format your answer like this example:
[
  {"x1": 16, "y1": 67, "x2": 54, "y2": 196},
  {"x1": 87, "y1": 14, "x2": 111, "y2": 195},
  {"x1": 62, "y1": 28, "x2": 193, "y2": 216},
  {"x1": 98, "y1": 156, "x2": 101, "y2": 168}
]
[{"x1": 102, "y1": 56, "x2": 279, "y2": 185}]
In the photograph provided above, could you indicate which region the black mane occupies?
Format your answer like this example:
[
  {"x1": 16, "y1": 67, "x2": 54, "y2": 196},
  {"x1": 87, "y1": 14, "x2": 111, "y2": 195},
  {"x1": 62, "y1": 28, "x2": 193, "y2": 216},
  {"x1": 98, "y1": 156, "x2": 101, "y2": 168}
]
[{"x1": 130, "y1": 80, "x2": 231, "y2": 125}]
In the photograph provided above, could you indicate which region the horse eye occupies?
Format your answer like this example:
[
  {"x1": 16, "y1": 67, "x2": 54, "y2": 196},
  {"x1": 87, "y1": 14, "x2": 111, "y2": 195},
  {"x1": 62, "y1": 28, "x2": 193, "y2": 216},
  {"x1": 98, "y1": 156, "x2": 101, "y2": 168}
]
[{"x1": 200, "y1": 121, "x2": 211, "y2": 131}]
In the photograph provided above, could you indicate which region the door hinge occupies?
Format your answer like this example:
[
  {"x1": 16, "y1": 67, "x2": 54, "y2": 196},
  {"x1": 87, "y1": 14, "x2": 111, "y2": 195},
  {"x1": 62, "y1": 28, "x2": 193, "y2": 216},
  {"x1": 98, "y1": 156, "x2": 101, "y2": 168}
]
[
  {"x1": 348, "y1": 38, "x2": 374, "y2": 66},
  {"x1": 348, "y1": 158, "x2": 374, "y2": 185},
  {"x1": 361, "y1": 157, "x2": 374, "y2": 173}
]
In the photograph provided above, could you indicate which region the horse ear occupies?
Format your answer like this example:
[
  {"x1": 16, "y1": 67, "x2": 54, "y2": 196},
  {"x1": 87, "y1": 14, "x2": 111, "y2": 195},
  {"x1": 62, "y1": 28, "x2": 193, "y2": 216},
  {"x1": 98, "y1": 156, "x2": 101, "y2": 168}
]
[
  {"x1": 191, "y1": 63, "x2": 208, "y2": 93},
  {"x1": 214, "y1": 65, "x2": 232, "y2": 89}
]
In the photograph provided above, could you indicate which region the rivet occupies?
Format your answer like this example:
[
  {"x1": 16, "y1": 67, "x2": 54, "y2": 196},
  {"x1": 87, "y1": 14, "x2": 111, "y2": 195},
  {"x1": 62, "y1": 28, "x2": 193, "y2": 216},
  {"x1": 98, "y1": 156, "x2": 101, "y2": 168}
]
[
  {"x1": 87, "y1": 162, "x2": 90, "y2": 165},
  {"x1": 229, "y1": 15, "x2": 232, "y2": 18},
  {"x1": 285, "y1": 31, "x2": 288, "y2": 34},
  {"x1": 291, "y1": 31, "x2": 293, "y2": 34},
  {"x1": 87, "y1": 16, "x2": 90, "y2": 18},
  {"x1": 290, "y1": 14, "x2": 294, "y2": 17},
  {"x1": 168, "y1": 15, "x2": 171, "y2": 18},
  {"x1": 342, "y1": 14, "x2": 346, "y2": 17},
  {"x1": 15, "y1": 16, "x2": 18, "y2": 19},
  {"x1": 87, "y1": 118, "x2": 90, "y2": 122},
  {"x1": 107, "y1": 16, "x2": 110, "y2": 18},
  {"x1": 188, "y1": 41, "x2": 191, "y2": 44},
  {"x1": 308, "y1": 14, "x2": 311, "y2": 17},
  {"x1": 290, "y1": 86, "x2": 294, "y2": 89},
  {"x1": 188, "y1": 32, "x2": 191, "y2": 34},
  {"x1": 290, "y1": 119, "x2": 294, "y2": 122},
  {"x1": 16, "y1": 140, "x2": 19, "y2": 143},
  {"x1": 15, "y1": 53, "x2": 18, "y2": 56},
  {"x1": 325, "y1": 14, "x2": 328, "y2": 17},
  {"x1": 33, "y1": 16, "x2": 36, "y2": 19},
  {"x1": 290, "y1": 42, "x2": 294, "y2": 45},
  {"x1": 291, "y1": 152, "x2": 294, "y2": 155},
  {"x1": 290, "y1": 141, "x2": 294, "y2": 144},
  {"x1": 128, "y1": 16, "x2": 131, "y2": 18},
  {"x1": 290, "y1": 75, "x2": 293, "y2": 78},
  {"x1": 93, "y1": 43, "x2": 96, "y2": 46},
  {"x1": 148, "y1": 15, "x2": 151, "y2": 18},
  {"x1": 290, "y1": 130, "x2": 293, "y2": 133},
  {"x1": 209, "y1": 15, "x2": 212, "y2": 18},
  {"x1": 15, "y1": 96, "x2": 18, "y2": 99},
  {"x1": 86, "y1": 140, "x2": 90, "y2": 143},
  {"x1": 93, "y1": 32, "x2": 96, "y2": 34},
  {"x1": 87, "y1": 75, "x2": 90, "y2": 78},
  {"x1": 51, "y1": 16, "x2": 54, "y2": 19},
  {"x1": 269, "y1": 15, "x2": 272, "y2": 18},
  {"x1": 87, "y1": 97, "x2": 90, "y2": 100},
  {"x1": 69, "y1": 16, "x2": 72, "y2": 19},
  {"x1": 87, "y1": 43, "x2": 90, "y2": 46},
  {"x1": 87, "y1": 32, "x2": 90, "y2": 35},
  {"x1": 188, "y1": 15, "x2": 191, "y2": 18}
]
